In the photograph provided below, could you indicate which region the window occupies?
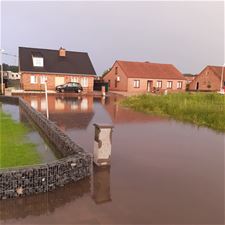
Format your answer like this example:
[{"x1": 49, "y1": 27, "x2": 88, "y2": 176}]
[
  {"x1": 40, "y1": 76, "x2": 47, "y2": 84},
  {"x1": 31, "y1": 99, "x2": 38, "y2": 109},
  {"x1": 33, "y1": 57, "x2": 44, "y2": 67},
  {"x1": 30, "y1": 76, "x2": 37, "y2": 84},
  {"x1": 177, "y1": 81, "x2": 182, "y2": 89},
  {"x1": 156, "y1": 81, "x2": 162, "y2": 88},
  {"x1": 115, "y1": 79, "x2": 117, "y2": 88},
  {"x1": 108, "y1": 80, "x2": 111, "y2": 87},
  {"x1": 167, "y1": 81, "x2": 173, "y2": 89},
  {"x1": 81, "y1": 77, "x2": 88, "y2": 87},
  {"x1": 68, "y1": 83, "x2": 73, "y2": 87},
  {"x1": 133, "y1": 80, "x2": 140, "y2": 88},
  {"x1": 71, "y1": 77, "x2": 78, "y2": 82},
  {"x1": 115, "y1": 67, "x2": 118, "y2": 75}
]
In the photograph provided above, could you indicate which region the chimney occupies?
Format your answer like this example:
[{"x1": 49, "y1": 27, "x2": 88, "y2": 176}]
[{"x1": 59, "y1": 47, "x2": 66, "y2": 57}]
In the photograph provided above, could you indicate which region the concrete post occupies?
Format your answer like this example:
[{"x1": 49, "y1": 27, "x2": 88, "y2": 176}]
[
  {"x1": 101, "y1": 85, "x2": 106, "y2": 97},
  {"x1": 93, "y1": 123, "x2": 113, "y2": 166}
]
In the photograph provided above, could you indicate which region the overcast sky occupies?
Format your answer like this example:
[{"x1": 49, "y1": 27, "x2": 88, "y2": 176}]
[{"x1": 1, "y1": 1, "x2": 224, "y2": 75}]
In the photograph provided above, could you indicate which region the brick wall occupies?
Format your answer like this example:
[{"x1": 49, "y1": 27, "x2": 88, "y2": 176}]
[
  {"x1": 127, "y1": 78, "x2": 186, "y2": 93},
  {"x1": 103, "y1": 62, "x2": 186, "y2": 93},
  {"x1": 103, "y1": 62, "x2": 128, "y2": 91},
  {"x1": 21, "y1": 73, "x2": 95, "y2": 92},
  {"x1": 189, "y1": 67, "x2": 222, "y2": 91}
]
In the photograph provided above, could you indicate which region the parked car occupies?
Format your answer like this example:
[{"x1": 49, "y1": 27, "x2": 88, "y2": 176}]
[{"x1": 56, "y1": 82, "x2": 83, "y2": 93}]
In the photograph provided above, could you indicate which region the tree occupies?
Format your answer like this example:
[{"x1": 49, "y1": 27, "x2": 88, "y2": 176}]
[
  {"x1": 2, "y1": 63, "x2": 18, "y2": 72},
  {"x1": 102, "y1": 67, "x2": 111, "y2": 77}
]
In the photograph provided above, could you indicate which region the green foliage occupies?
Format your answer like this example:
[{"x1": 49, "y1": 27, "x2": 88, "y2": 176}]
[
  {"x1": 3, "y1": 63, "x2": 19, "y2": 72},
  {"x1": 0, "y1": 110, "x2": 41, "y2": 168},
  {"x1": 102, "y1": 67, "x2": 112, "y2": 77},
  {"x1": 121, "y1": 93, "x2": 225, "y2": 132}
]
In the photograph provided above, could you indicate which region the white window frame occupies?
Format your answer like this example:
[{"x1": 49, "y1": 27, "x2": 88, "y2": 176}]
[
  {"x1": 167, "y1": 81, "x2": 173, "y2": 89},
  {"x1": 32, "y1": 57, "x2": 44, "y2": 67},
  {"x1": 30, "y1": 75, "x2": 37, "y2": 84},
  {"x1": 133, "y1": 80, "x2": 140, "y2": 88},
  {"x1": 177, "y1": 81, "x2": 182, "y2": 89},
  {"x1": 156, "y1": 81, "x2": 162, "y2": 88},
  {"x1": 71, "y1": 77, "x2": 78, "y2": 83},
  {"x1": 81, "y1": 77, "x2": 88, "y2": 87},
  {"x1": 40, "y1": 75, "x2": 47, "y2": 84}
]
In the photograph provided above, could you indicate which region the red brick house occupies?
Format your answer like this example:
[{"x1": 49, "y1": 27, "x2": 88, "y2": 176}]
[
  {"x1": 19, "y1": 47, "x2": 96, "y2": 92},
  {"x1": 103, "y1": 60, "x2": 186, "y2": 93},
  {"x1": 189, "y1": 66, "x2": 225, "y2": 91}
]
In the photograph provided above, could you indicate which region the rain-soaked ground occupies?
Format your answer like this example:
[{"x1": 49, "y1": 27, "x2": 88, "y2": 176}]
[{"x1": 0, "y1": 94, "x2": 224, "y2": 224}]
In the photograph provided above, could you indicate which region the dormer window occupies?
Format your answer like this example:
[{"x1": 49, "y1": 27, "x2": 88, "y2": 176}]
[
  {"x1": 32, "y1": 52, "x2": 44, "y2": 67},
  {"x1": 33, "y1": 57, "x2": 43, "y2": 67}
]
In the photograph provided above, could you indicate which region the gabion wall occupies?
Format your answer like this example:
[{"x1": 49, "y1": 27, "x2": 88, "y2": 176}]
[{"x1": 0, "y1": 96, "x2": 92, "y2": 200}]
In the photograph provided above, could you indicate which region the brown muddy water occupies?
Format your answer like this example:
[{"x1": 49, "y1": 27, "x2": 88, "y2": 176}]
[{"x1": 0, "y1": 94, "x2": 224, "y2": 224}]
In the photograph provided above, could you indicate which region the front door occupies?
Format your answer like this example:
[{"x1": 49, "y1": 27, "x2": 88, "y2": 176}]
[
  {"x1": 147, "y1": 80, "x2": 153, "y2": 92},
  {"x1": 196, "y1": 82, "x2": 199, "y2": 90},
  {"x1": 55, "y1": 77, "x2": 65, "y2": 87}
]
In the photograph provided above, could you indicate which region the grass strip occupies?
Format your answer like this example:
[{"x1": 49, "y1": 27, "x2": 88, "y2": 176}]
[
  {"x1": 121, "y1": 93, "x2": 225, "y2": 132},
  {"x1": 0, "y1": 109, "x2": 41, "y2": 168}
]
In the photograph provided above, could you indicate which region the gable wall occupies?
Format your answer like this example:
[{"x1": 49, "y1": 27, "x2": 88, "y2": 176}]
[
  {"x1": 189, "y1": 67, "x2": 221, "y2": 91},
  {"x1": 103, "y1": 62, "x2": 128, "y2": 91}
]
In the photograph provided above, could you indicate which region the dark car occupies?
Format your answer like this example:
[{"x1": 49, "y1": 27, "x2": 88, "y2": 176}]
[{"x1": 56, "y1": 82, "x2": 83, "y2": 93}]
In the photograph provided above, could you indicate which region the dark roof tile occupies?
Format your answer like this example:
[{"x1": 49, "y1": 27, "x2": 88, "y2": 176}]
[{"x1": 19, "y1": 47, "x2": 96, "y2": 75}]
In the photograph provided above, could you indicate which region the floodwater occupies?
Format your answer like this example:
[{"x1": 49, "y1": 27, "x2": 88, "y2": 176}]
[
  {"x1": 0, "y1": 94, "x2": 224, "y2": 224},
  {"x1": 0, "y1": 103, "x2": 58, "y2": 164}
]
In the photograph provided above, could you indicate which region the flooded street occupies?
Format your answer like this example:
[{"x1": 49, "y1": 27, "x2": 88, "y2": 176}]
[{"x1": 1, "y1": 94, "x2": 224, "y2": 224}]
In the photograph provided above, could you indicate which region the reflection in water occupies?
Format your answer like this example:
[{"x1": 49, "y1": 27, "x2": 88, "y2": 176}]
[
  {"x1": 92, "y1": 166, "x2": 111, "y2": 204},
  {"x1": 0, "y1": 167, "x2": 111, "y2": 222},
  {"x1": 0, "y1": 178, "x2": 91, "y2": 221},
  {"x1": 2, "y1": 93, "x2": 224, "y2": 224}
]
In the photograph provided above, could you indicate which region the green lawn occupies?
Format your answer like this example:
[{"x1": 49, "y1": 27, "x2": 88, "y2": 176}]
[
  {"x1": 121, "y1": 93, "x2": 225, "y2": 132},
  {"x1": 0, "y1": 109, "x2": 41, "y2": 168}
]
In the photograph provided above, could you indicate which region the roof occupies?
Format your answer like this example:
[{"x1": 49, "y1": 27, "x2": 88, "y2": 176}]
[
  {"x1": 19, "y1": 47, "x2": 96, "y2": 75},
  {"x1": 183, "y1": 74, "x2": 196, "y2": 77},
  {"x1": 208, "y1": 65, "x2": 225, "y2": 80},
  {"x1": 116, "y1": 60, "x2": 186, "y2": 80}
]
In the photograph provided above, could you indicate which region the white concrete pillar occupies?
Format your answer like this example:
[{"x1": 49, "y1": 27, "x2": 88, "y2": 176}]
[
  {"x1": 93, "y1": 123, "x2": 113, "y2": 166},
  {"x1": 101, "y1": 85, "x2": 106, "y2": 97}
]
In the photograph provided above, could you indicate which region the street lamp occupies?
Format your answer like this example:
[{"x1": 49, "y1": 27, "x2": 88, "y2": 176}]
[{"x1": 0, "y1": 49, "x2": 5, "y2": 95}]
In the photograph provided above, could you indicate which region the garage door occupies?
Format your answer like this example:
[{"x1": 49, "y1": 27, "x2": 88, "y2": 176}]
[{"x1": 55, "y1": 77, "x2": 65, "y2": 87}]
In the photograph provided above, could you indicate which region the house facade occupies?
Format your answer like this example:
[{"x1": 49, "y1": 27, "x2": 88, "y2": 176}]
[
  {"x1": 19, "y1": 47, "x2": 96, "y2": 92},
  {"x1": 103, "y1": 61, "x2": 186, "y2": 93},
  {"x1": 189, "y1": 66, "x2": 225, "y2": 91},
  {"x1": 4, "y1": 71, "x2": 20, "y2": 80}
]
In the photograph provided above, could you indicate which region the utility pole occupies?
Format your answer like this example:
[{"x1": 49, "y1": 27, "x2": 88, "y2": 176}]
[
  {"x1": 220, "y1": 64, "x2": 225, "y2": 94},
  {"x1": 0, "y1": 49, "x2": 5, "y2": 95}
]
